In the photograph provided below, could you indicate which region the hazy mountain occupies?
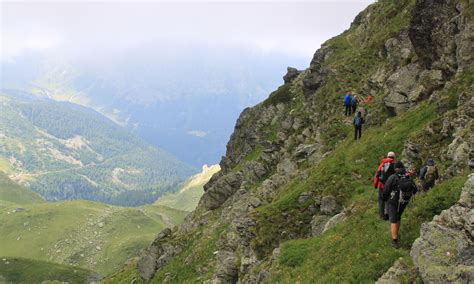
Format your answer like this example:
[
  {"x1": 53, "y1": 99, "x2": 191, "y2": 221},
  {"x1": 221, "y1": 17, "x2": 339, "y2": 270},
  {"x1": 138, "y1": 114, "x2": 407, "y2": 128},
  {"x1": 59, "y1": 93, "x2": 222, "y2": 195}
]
[
  {"x1": 154, "y1": 164, "x2": 220, "y2": 212},
  {"x1": 1, "y1": 44, "x2": 309, "y2": 166},
  {"x1": 0, "y1": 90, "x2": 195, "y2": 206}
]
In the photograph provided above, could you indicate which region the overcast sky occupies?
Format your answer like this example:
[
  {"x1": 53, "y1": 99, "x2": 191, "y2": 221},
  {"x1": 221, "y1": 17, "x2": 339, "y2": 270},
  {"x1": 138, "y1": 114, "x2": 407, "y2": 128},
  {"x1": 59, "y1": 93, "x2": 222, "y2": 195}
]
[{"x1": 1, "y1": 1, "x2": 373, "y2": 62}]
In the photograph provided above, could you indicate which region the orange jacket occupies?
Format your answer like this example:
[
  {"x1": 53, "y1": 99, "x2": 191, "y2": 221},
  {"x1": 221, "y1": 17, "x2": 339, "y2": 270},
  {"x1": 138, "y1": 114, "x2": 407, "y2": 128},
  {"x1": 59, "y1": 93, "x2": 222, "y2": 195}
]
[{"x1": 373, "y1": 157, "x2": 395, "y2": 189}]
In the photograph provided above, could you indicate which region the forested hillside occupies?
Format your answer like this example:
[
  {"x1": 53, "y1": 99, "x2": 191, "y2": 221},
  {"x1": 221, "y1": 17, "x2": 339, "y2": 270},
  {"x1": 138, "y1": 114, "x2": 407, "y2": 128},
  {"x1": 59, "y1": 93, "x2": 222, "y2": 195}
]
[{"x1": 0, "y1": 91, "x2": 196, "y2": 205}]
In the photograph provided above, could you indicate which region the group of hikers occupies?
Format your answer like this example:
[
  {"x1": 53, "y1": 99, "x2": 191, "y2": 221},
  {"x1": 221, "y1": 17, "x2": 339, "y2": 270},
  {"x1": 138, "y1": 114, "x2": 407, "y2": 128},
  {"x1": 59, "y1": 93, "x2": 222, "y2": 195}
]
[
  {"x1": 373, "y1": 152, "x2": 439, "y2": 248},
  {"x1": 343, "y1": 92, "x2": 366, "y2": 140},
  {"x1": 342, "y1": 92, "x2": 441, "y2": 248}
]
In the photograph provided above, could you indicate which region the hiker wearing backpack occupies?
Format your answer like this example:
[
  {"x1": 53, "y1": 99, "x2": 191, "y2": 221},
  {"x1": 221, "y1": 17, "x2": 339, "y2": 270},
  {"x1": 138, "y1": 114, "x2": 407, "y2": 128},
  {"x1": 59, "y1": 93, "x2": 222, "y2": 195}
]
[
  {"x1": 351, "y1": 95, "x2": 359, "y2": 114},
  {"x1": 343, "y1": 92, "x2": 353, "y2": 116},
  {"x1": 419, "y1": 159, "x2": 439, "y2": 192},
  {"x1": 382, "y1": 161, "x2": 418, "y2": 248},
  {"x1": 373, "y1": 152, "x2": 396, "y2": 220},
  {"x1": 353, "y1": 111, "x2": 364, "y2": 140}
]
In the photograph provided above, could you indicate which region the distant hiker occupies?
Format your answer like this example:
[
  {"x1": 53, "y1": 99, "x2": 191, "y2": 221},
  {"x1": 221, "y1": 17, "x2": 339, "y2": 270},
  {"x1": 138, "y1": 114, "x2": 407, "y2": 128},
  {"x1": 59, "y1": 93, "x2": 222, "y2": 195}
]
[
  {"x1": 365, "y1": 95, "x2": 373, "y2": 104},
  {"x1": 353, "y1": 111, "x2": 364, "y2": 140},
  {"x1": 382, "y1": 161, "x2": 418, "y2": 248},
  {"x1": 419, "y1": 159, "x2": 439, "y2": 192},
  {"x1": 343, "y1": 92, "x2": 353, "y2": 116},
  {"x1": 351, "y1": 95, "x2": 359, "y2": 114},
  {"x1": 373, "y1": 152, "x2": 396, "y2": 220}
]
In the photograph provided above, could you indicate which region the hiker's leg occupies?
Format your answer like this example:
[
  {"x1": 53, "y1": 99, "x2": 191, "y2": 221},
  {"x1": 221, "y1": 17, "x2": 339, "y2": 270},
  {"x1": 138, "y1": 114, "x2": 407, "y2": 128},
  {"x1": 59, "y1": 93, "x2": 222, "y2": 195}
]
[
  {"x1": 390, "y1": 223, "x2": 398, "y2": 240},
  {"x1": 378, "y1": 190, "x2": 387, "y2": 219},
  {"x1": 354, "y1": 127, "x2": 357, "y2": 140},
  {"x1": 358, "y1": 126, "x2": 362, "y2": 139}
]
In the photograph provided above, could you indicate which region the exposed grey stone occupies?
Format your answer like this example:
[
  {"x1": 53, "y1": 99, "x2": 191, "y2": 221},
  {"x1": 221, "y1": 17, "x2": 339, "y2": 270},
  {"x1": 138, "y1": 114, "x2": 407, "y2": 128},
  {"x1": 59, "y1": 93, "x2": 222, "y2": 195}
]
[
  {"x1": 411, "y1": 175, "x2": 474, "y2": 283},
  {"x1": 283, "y1": 67, "x2": 301, "y2": 84},
  {"x1": 320, "y1": 195, "x2": 342, "y2": 215},
  {"x1": 214, "y1": 250, "x2": 238, "y2": 283},
  {"x1": 298, "y1": 192, "x2": 313, "y2": 204},
  {"x1": 323, "y1": 211, "x2": 348, "y2": 233},
  {"x1": 200, "y1": 172, "x2": 244, "y2": 210},
  {"x1": 376, "y1": 259, "x2": 412, "y2": 284},
  {"x1": 311, "y1": 215, "x2": 331, "y2": 236}
]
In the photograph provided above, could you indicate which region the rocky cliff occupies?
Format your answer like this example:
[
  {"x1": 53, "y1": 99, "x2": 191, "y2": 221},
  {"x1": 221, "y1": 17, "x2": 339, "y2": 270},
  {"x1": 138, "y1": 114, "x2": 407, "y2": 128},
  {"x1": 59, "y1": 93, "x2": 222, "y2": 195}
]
[{"x1": 105, "y1": 0, "x2": 473, "y2": 283}]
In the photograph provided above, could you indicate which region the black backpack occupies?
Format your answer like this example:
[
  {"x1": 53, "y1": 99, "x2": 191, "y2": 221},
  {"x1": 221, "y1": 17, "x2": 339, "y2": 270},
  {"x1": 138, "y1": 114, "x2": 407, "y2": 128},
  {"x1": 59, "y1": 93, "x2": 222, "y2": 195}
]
[
  {"x1": 379, "y1": 162, "x2": 395, "y2": 184},
  {"x1": 397, "y1": 174, "x2": 414, "y2": 205}
]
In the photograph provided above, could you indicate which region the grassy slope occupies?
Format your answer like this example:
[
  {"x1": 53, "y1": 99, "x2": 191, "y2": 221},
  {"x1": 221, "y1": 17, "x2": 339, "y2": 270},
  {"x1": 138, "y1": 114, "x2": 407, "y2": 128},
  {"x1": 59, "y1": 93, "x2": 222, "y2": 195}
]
[
  {"x1": 154, "y1": 165, "x2": 220, "y2": 212},
  {"x1": 263, "y1": 103, "x2": 468, "y2": 281},
  {"x1": 0, "y1": 175, "x2": 188, "y2": 276},
  {"x1": 0, "y1": 172, "x2": 44, "y2": 204},
  {"x1": 0, "y1": 257, "x2": 99, "y2": 284}
]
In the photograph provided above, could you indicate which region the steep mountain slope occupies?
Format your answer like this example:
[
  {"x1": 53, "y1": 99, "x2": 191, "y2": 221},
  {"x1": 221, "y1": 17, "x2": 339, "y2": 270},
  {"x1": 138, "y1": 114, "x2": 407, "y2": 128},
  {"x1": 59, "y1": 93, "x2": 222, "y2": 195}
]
[
  {"x1": 154, "y1": 164, "x2": 220, "y2": 212},
  {"x1": 0, "y1": 174, "x2": 188, "y2": 276},
  {"x1": 106, "y1": 0, "x2": 473, "y2": 282},
  {"x1": 0, "y1": 91, "x2": 195, "y2": 206}
]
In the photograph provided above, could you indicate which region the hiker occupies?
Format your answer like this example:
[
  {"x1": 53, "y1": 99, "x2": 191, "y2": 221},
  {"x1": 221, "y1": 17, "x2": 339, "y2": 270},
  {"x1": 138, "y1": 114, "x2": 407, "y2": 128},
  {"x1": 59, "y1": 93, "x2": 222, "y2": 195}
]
[
  {"x1": 419, "y1": 159, "x2": 439, "y2": 192},
  {"x1": 343, "y1": 92, "x2": 353, "y2": 116},
  {"x1": 353, "y1": 111, "x2": 364, "y2": 140},
  {"x1": 351, "y1": 95, "x2": 359, "y2": 114},
  {"x1": 373, "y1": 152, "x2": 396, "y2": 220},
  {"x1": 365, "y1": 95, "x2": 373, "y2": 104},
  {"x1": 382, "y1": 161, "x2": 418, "y2": 248}
]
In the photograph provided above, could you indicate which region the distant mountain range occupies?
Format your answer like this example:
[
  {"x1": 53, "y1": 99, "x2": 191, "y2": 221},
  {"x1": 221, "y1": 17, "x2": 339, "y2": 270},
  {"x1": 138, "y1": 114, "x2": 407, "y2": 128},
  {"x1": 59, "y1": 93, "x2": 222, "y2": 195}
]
[
  {"x1": 1, "y1": 44, "x2": 308, "y2": 166},
  {"x1": 0, "y1": 90, "x2": 196, "y2": 206}
]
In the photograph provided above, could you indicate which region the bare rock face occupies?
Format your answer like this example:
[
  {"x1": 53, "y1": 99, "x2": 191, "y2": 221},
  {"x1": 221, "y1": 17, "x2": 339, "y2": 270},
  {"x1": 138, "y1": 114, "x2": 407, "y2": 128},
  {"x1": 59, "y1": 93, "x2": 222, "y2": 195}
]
[
  {"x1": 283, "y1": 67, "x2": 301, "y2": 84},
  {"x1": 200, "y1": 172, "x2": 244, "y2": 210},
  {"x1": 137, "y1": 228, "x2": 180, "y2": 282},
  {"x1": 376, "y1": 259, "x2": 412, "y2": 284},
  {"x1": 408, "y1": 0, "x2": 459, "y2": 71},
  {"x1": 410, "y1": 174, "x2": 474, "y2": 283}
]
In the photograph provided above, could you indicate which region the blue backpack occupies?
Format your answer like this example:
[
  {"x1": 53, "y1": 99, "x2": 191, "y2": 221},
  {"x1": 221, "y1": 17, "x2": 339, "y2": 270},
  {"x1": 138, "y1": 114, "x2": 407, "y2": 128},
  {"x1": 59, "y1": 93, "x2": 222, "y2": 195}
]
[
  {"x1": 354, "y1": 116, "x2": 362, "y2": 126},
  {"x1": 343, "y1": 95, "x2": 351, "y2": 105}
]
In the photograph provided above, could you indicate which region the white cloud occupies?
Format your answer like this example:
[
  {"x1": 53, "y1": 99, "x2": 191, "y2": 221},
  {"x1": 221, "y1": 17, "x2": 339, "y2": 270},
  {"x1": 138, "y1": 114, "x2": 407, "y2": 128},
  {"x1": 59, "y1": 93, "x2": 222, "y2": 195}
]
[
  {"x1": 1, "y1": 1, "x2": 373, "y2": 61},
  {"x1": 187, "y1": 130, "x2": 209, "y2": 138}
]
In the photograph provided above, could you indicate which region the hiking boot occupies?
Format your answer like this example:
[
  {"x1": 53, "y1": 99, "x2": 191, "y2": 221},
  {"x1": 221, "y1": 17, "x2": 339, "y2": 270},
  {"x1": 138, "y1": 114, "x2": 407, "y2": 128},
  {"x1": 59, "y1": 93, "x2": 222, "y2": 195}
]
[{"x1": 391, "y1": 239, "x2": 400, "y2": 249}]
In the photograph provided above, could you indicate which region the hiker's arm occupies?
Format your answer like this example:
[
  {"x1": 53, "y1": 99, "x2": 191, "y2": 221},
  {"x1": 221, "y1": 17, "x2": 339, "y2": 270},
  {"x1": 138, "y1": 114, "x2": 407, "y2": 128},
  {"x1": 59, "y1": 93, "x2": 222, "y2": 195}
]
[
  {"x1": 419, "y1": 167, "x2": 426, "y2": 180},
  {"x1": 373, "y1": 170, "x2": 380, "y2": 189},
  {"x1": 382, "y1": 176, "x2": 393, "y2": 200}
]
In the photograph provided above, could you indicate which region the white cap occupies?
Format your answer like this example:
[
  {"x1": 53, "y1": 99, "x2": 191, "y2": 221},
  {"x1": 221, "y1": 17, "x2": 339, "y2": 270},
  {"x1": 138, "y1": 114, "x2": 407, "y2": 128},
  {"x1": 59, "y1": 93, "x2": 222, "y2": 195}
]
[{"x1": 387, "y1": 151, "x2": 396, "y2": 158}]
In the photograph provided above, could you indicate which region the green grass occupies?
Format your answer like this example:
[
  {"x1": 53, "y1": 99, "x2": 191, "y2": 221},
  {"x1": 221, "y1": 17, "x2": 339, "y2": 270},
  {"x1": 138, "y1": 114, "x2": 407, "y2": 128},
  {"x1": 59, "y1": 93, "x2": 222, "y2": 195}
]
[
  {"x1": 154, "y1": 165, "x2": 220, "y2": 212},
  {"x1": 0, "y1": 172, "x2": 44, "y2": 204},
  {"x1": 252, "y1": 103, "x2": 437, "y2": 257},
  {"x1": 272, "y1": 175, "x2": 467, "y2": 283},
  {"x1": 0, "y1": 257, "x2": 99, "y2": 284},
  {"x1": 150, "y1": 224, "x2": 228, "y2": 283},
  {"x1": 262, "y1": 84, "x2": 292, "y2": 107},
  {"x1": 0, "y1": 175, "x2": 188, "y2": 276}
]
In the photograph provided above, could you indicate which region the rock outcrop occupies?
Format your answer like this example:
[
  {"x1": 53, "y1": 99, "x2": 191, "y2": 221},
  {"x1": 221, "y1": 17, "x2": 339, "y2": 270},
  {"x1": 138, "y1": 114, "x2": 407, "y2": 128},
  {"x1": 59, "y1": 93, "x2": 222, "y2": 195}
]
[{"x1": 410, "y1": 174, "x2": 474, "y2": 283}]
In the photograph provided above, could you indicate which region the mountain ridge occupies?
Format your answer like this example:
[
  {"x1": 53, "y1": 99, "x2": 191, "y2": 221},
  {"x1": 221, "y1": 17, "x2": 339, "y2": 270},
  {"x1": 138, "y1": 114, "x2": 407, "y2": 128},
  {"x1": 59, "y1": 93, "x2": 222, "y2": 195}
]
[{"x1": 104, "y1": 0, "x2": 473, "y2": 282}]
